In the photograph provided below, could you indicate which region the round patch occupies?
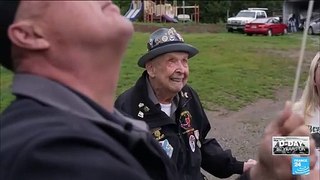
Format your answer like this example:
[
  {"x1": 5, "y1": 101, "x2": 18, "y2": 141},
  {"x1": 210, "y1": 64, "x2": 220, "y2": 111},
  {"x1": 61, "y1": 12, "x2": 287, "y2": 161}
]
[
  {"x1": 162, "y1": 35, "x2": 168, "y2": 42},
  {"x1": 169, "y1": 35, "x2": 175, "y2": 41}
]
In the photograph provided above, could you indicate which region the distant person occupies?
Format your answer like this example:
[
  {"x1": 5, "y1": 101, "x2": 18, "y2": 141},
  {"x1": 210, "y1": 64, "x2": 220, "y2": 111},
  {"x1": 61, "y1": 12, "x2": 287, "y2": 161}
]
[
  {"x1": 0, "y1": 1, "x2": 318, "y2": 180},
  {"x1": 298, "y1": 14, "x2": 306, "y2": 31},
  {"x1": 289, "y1": 14, "x2": 297, "y2": 32}
]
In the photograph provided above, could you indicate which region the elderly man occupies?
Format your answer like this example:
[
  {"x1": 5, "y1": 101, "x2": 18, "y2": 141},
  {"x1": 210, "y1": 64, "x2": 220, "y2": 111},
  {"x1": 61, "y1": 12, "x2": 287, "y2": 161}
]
[
  {"x1": 115, "y1": 27, "x2": 256, "y2": 179},
  {"x1": 0, "y1": 1, "x2": 318, "y2": 180}
]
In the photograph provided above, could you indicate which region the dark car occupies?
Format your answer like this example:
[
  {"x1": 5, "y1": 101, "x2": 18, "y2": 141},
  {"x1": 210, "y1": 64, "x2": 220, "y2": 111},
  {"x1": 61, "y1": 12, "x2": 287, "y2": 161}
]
[{"x1": 244, "y1": 17, "x2": 288, "y2": 36}]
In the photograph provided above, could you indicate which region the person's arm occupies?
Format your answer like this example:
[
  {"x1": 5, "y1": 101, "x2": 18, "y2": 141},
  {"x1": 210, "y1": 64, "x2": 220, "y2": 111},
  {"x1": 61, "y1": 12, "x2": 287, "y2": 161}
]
[
  {"x1": 201, "y1": 138, "x2": 244, "y2": 178},
  {"x1": 6, "y1": 130, "x2": 151, "y2": 180}
]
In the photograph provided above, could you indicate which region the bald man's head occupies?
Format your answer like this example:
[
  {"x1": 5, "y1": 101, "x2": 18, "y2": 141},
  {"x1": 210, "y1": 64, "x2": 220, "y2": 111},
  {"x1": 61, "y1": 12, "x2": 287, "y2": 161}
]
[
  {"x1": 15, "y1": 1, "x2": 49, "y2": 21},
  {"x1": 2, "y1": 1, "x2": 134, "y2": 72}
]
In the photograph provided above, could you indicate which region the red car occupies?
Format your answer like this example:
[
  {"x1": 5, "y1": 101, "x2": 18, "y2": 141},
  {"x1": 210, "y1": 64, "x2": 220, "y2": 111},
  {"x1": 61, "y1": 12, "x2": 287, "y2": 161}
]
[{"x1": 244, "y1": 17, "x2": 288, "y2": 36}]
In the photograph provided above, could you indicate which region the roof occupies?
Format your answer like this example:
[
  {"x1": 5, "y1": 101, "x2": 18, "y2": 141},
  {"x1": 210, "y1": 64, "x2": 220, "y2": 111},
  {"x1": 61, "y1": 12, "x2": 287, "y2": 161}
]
[{"x1": 240, "y1": 9, "x2": 266, "y2": 13}]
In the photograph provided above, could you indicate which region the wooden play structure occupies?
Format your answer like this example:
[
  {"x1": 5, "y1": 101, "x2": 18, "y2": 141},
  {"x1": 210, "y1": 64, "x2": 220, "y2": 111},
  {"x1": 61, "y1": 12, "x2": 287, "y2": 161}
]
[
  {"x1": 176, "y1": 2, "x2": 200, "y2": 23},
  {"x1": 142, "y1": 0, "x2": 200, "y2": 23}
]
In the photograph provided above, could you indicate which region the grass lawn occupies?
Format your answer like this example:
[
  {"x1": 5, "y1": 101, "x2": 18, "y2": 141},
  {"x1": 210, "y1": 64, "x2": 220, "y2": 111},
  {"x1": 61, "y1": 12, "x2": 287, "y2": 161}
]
[
  {"x1": 1, "y1": 32, "x2": 318, "y2": 112},
  {"x1": 0, "y1": 67, "x2": 13, "y2": 113}
]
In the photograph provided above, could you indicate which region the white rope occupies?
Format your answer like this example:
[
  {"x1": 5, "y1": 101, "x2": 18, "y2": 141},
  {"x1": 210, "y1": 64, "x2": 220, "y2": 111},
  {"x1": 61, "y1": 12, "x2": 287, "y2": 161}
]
[{"x1": 291, "y1": 0, "x2": 314, "y2": 102}]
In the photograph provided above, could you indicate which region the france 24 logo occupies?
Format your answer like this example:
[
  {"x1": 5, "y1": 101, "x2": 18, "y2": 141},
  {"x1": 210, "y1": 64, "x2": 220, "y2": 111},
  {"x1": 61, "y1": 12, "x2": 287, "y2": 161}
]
[
  {"x1": 272, "y1": 136, "x2": 310, "y2": 155},
  {"x1": 291, "y1": 157, "x2": 310, "y2": 175}
]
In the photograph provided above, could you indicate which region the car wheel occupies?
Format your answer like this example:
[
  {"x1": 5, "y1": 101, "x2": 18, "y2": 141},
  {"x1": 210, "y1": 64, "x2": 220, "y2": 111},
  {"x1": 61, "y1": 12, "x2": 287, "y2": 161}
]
[
  {"x1": 246, "y1": 33, "x2": 252, "y2": 36},
  {"x1": 282, "y1": 28, "x2": 288, "y2": 35},
  {"x1": 227, "y1": 28, "x2": 233, "y2": 33},
  {"x1": 308, "y1": 27, "x2": 314, "y2": 35},
  {"x1": 267, "y1": 29, "x2": 272, "y2": 36}
]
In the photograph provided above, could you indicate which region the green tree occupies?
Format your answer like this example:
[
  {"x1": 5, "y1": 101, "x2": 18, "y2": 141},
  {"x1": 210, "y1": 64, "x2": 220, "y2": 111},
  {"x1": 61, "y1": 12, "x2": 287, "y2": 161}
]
[
  {"x1": 200, "y1": 0, "x2": 282, "y2": 23},
  {"x1": 228, "y1": 1, "x2": 283, "y2": 17},
  {"x1": 113, "y1": 0, "x2": 283, "y2": 23},
  {"x1": 113, "y1": 0, "x2": 132, "y2": 15}
]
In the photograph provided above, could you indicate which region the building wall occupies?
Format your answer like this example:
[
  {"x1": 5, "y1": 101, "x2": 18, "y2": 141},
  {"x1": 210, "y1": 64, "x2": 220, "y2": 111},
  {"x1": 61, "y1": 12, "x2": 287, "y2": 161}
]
[
  {"x1": 283, "y1": 0, "x2": 320, "y2": 25},
  {"x1": 283, "y1": 1, "x2": 294, "y2": 24}
]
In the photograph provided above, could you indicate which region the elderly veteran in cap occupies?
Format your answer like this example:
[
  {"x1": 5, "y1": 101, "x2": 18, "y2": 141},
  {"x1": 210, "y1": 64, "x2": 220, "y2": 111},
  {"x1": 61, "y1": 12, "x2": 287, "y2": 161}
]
[{"x1": 115, "y1": 27, "x2": 257, "y2": 180}]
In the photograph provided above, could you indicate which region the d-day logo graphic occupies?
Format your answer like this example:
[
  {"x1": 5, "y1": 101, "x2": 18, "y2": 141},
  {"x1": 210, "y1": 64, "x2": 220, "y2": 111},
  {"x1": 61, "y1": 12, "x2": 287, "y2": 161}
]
[{"x1": 272, "y1": 136, "x2": 310, "y2": 155}]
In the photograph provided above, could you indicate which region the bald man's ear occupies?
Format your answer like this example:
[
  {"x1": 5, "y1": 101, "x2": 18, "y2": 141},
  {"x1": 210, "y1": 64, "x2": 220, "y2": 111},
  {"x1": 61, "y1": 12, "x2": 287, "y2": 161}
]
[{"x1": 8, "y1": 21, "x2": 49, "y2": 50}]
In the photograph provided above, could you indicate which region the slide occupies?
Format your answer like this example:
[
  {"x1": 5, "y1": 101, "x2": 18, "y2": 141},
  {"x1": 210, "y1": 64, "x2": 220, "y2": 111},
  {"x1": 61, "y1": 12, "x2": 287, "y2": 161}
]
[
  {"x1": 124, "y1": 2, "x2": 133, "y2": 17},
  {"x1": 163, "y1": 10, "x2": 178, "y2": 23},
  {"x1": 125, "y1": 1, "x2": 143, "y2": 21}
]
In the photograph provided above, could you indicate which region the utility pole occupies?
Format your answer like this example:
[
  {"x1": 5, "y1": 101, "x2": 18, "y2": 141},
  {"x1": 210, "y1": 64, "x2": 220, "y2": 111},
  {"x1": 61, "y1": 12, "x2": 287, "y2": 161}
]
[
  {"x1": 182, "y1": 0, "x2": 185, "y2": 15},
  {"x1": 173, "y1": 0, "x2": 177, "y2": 6}
]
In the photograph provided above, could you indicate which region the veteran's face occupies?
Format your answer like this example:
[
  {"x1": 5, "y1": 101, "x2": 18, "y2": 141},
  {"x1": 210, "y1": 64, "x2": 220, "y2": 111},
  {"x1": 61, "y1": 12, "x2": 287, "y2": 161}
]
[{"x1": 147, "y1": 52, "x2": 189, "y2": 95}]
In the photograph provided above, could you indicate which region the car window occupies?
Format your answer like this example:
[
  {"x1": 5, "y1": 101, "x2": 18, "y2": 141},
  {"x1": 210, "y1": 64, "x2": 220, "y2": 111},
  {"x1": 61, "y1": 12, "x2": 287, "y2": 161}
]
[
  {"x1": 311, "y1": 14, "x2": 320, "y2": 21},
  {"x1": 253, "y1": 18, "x2": 269, "y2": 23},
  {"x1": 257, "y1": 12, "x2": 262, "y2": 18},
  {"x1": 236, "y1": 11, "x2": 255, "y2": 18},
  {"x1": 256, "y1": 12, "x2": 262, "y2": 18},
  {"x1": 257, "y1": 13, "x2": 267, "y2": 19},
  {"x1": 310, "y1": 18, "x2": 320, "y2": 23}
]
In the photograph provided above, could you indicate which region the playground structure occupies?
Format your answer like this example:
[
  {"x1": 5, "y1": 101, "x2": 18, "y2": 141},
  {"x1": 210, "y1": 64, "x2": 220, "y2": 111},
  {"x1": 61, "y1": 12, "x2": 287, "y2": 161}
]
[
  {"x1": 125, "y1": 0, "x2": 143, "y2": 21},
  {"x1": 125, "y1": 0, "x2": 200, "y2": 23}
]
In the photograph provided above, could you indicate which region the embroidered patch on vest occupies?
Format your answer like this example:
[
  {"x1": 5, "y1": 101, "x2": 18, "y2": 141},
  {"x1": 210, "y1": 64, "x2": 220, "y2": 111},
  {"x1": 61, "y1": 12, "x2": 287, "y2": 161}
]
[
  {"x1": 138, "y1": 111, "x2": 144, "y2": 118},
  {"x1": 152, "y1": 128, "x2": 165, "y2": 141},
  {"x1": 159, "y1": 139, "x2": 174, "y2": 158},
  {"x1": 189, "y1": 135, "x2": 196, "y2": 152},
  {"x1": 194, "y1": 130, "x2": 201, "y2": 148},
  {"x1": 179, "y1": 111, "x2": 192, "y2": 129},
  {"x1": 138, "y1": 102, "x2": 144, "y2": 108}
]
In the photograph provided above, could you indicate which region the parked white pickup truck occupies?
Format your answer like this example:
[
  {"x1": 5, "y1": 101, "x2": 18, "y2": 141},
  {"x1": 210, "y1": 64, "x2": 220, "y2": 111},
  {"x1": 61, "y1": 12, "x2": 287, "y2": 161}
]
[{"x1": 226, "y1": 8, "x2": 268, "y2": 32}]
